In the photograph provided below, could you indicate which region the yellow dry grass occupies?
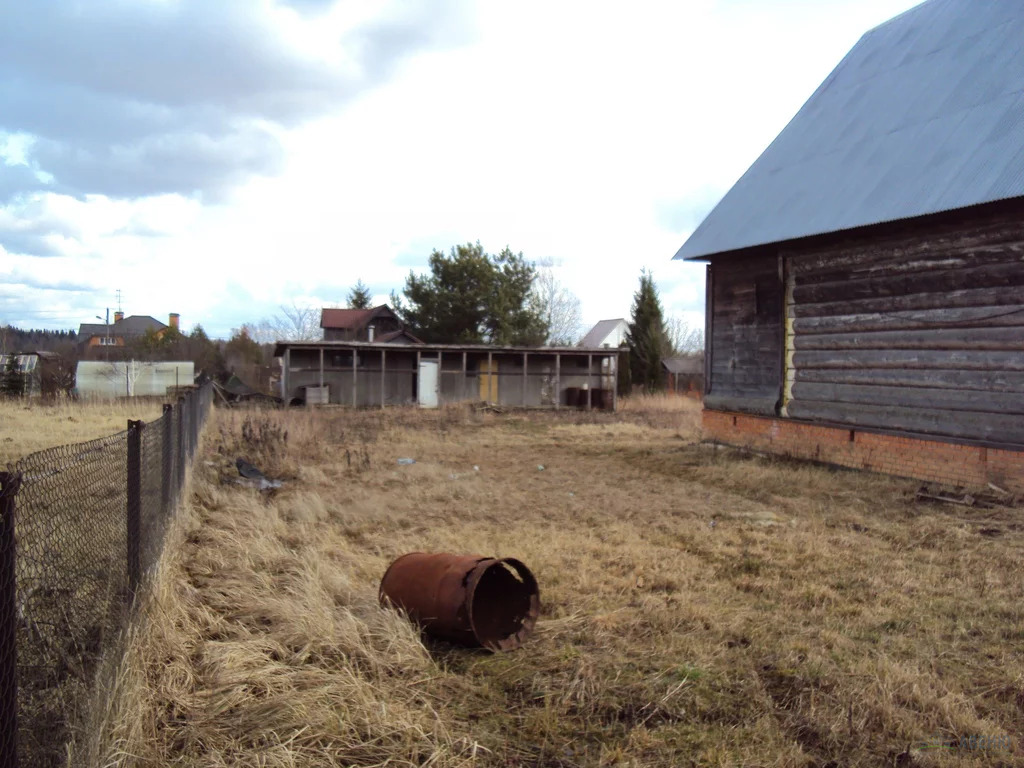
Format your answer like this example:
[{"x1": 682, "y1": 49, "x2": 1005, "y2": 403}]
[
  {"x1": 0, "y1": 397, "x2": 164, "y2": 465},
  {"x1": 98, "y1": 400, "x2": 1024, "y2": 767}
]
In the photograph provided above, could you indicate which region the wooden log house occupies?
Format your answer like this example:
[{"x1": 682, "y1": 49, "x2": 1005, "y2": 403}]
[{"x1": 674, "y1": 0, "x2": 1024, "y2": 491}]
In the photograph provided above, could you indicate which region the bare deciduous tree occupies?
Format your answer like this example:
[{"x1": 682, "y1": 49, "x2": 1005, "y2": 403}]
[
  {"x1": 532, "y1": 260, "x2": 583, "y2": 346},
  {"x1": 665, "y1": 316, "x2": 704, "y2": 355},
  {"x1": 252, "y1": 301, "x2": 322, "y2": 343}
]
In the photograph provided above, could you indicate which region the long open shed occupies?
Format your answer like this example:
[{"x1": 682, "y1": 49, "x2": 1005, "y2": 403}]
[{"x1": 272, "y1": 341, "x2": 621, "y2": 410}]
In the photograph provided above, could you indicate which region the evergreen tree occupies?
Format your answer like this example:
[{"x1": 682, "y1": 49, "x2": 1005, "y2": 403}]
[
  {"x1": 188, "y1": 325, "x2": 227, "y2": 380},
  {"x1": 625, "y1": 270, "x2": 671, "y2": 393},
  {"x1": 348, "y1": 280, "x2": 373, "y2": 310},
  {"x1": 395, "y1": 242, "x2": 548, "y2": 345}
]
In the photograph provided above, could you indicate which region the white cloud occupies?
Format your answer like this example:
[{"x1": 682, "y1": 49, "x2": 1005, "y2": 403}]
[{"x1": 0, "y1": 0, "x2": 922, "y2": 338}]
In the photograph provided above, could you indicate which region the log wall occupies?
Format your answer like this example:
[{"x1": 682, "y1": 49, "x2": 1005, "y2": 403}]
[
  {"x1": 783, "y1": 213, "x2": 1024, "y2": 446},
  {"x1": 704, "y1": 255, "x2": 782, "y2": 415}
]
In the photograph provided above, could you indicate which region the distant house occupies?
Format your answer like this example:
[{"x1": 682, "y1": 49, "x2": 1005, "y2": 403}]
[
  {"x1": 673, "y1": 0, "x2": 1024, "y2": 492},
  {"x1": 579, "y1": 319, "x2": 628, "y2": 349},
  {"x1": 320, "y1": 305, "x2": 421, "y2": 344},
  {"x1": 77, "y1": 312, "x2": 179, "y2": 357},
  {"x1": 662, "y1": 356, "x2": 703, "y2": 398}
]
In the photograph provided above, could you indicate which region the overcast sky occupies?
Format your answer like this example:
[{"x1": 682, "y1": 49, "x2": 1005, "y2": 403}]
[{"x1": 0, "y1": 0, "x2": 923, "y2": 340}]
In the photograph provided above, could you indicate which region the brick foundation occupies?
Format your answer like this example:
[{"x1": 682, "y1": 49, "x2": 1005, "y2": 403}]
[{"x1": 702, "y1": 409, "x2": 1024, "y2": 493}]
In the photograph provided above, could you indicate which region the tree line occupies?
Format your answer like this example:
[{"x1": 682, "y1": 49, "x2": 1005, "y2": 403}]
[{"x1": 1, "y1": 242, "x2": 701, "y2": 397}]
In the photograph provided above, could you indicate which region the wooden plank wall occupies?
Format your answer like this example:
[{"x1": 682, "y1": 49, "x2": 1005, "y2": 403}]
[
  {"x1": 785, "y1": 215, "x2": 1024, "y2": 445},
  {"x1": 705, "y1": 255, "x2": 782, "y2": 415}
]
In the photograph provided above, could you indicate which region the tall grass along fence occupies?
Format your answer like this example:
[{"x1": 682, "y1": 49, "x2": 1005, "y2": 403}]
[{"x1": 0, "y1": 382, "x2": 214, "y2": 767}]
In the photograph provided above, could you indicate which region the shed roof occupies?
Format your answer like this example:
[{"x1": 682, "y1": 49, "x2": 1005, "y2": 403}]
[
  {"x1": 273, "y1": 340, "x2": 620, "y2": 357},
  {"x1": 675, "y1": 0, "x2": 1024, "y2": 261},
  {"x1": 320, "y1": 305, "x2": 395, "y2": 329},
  {"x1": 375, "y1": 329, "x2": 423, "y2": 344},
  {"x1": 662, "y1": 356, "x2": 703, "y2": 375},
  {"x1": 579, "y1": 319, "x2": 628, "y2": 348}
]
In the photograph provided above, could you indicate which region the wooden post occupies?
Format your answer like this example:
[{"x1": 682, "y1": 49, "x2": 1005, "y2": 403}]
[
  {"x1": 416, "y1": 349, "x2": 421, "y2": 405},
  {"x1": 380, "y1": 349, "x2": 386, "y2": 409},
  {"x1": 611, "y1": 353, "x2": 618, "y2": 412},
  {"x1": 351, "y1": 349, "x2": 357, "y2": 407},
  {"x1": 461, "y1": 351, "x2": 467, "y2": 401},
  {"x1": 554, "y1": 353, "x2": 561, "y2": 409},
  {"x1": 586, "y1": 353, "x2": 593, "y2": 410},
  {"x1": 437, "y1": 350, "x2": 443, "y2": 404},
  {"x1": 319, "y1": 348, "x2": 324, "y2": 399},
  {"x1": 522, "y1": 352, "x2": 528, "y2": 407},
  {"x1": 487, "y1": 351, "x2": 493, "y2": 404}
]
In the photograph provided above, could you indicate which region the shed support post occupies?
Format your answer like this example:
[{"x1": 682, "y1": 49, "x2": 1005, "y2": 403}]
[
  {"x1": 611, "y1": 353, "x2": 618, "y2": 412},
  {"x1": 462, "y1": 352, "x2": 467, "y2": 401},
  {"x1": 522, "y1": 352, "x2": 528, "y2": 407},
  {"x1": 555, "y1": 353, "x2": 560, "y2": 409},
  {"x1": 437, "y1": 350, "x2": 443, "y2": 404},
  {"x1": 282, "y1": 348, "x2": 290, "y2": 403},
  {"x1": 587, "y1": 354, "x2": 593, "y2": 410},
  {"x1": 416, "y1": 350, "x2": 422, "y2": 405},
  {"x1": 319, "y1": 348, "x2": 324, "y2": 400},
  {"x1": 380, "y1": 349, "x2": 386, "y2": 409},
  {"x1": 487, "y1": 351, "x2": 493, "y2": 404},
  {"x1": 351, "y1": 349, "x2": 357, "y2": 408}
]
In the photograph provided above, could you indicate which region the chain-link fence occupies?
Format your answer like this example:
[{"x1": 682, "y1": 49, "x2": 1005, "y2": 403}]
[{"x1": 0, "y1": 382, "x2": 213, "y2": 767}]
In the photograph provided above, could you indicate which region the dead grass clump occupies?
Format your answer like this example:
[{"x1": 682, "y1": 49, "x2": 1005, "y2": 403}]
[
  {"x1": 0, "y1": 397, "x2": 163, "y2": 464},
  {"x1": 616, "y1": 393, "x2": 703, "y2": 435},
  {"x1": 100, "y1": 405, "x2": 1023, "y2": 767}
]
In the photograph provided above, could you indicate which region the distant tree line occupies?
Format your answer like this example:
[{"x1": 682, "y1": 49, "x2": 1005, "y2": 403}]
[{"x1": 2, "y1": 245, "x2": 702, "y2": 398}]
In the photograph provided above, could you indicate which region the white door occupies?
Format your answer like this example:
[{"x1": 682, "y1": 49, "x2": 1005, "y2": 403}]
[{"x1": 418, "y1": 360, "x2": 439, "y2": 408}]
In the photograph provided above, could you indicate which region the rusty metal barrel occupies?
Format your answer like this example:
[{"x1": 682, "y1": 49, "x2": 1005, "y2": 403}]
[{"x1": 379, "y1": 553, "x2": 540, "y2": 651}]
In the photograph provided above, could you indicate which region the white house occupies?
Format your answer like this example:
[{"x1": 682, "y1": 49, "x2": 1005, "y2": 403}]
[{"x1": 579, "y1": 319, "x2": 628, "y2": 349}]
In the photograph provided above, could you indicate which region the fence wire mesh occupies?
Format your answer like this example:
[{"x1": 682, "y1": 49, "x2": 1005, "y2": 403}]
[{"x1": 1, "y1": 382, "x2": 213, "y2": 767}]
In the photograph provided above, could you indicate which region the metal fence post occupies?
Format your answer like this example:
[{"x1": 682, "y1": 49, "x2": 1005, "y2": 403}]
[
  {"x1": 191, "y1": 391, "x2": 199, "y2": 458},
  {"x1": 126, "y1": 421, "x2": 142, "y2": 594},
  {"x1": 177, "y1": 397, "x2": 186, "y2": 494},
  {"x1": 0, "y1": 471, "x2": 21, "y2": 768},
  {"x1": 161, "y1": 403, "x2": 172, "y2": 516}
]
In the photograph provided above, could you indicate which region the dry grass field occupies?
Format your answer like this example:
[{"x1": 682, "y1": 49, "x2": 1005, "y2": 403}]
[
  {"x1": 97, "y1": 397, "x2": 1023, "y2": 767},
  {"x1": 0, "y1": 397, "x2": 163, "y2": 465}
]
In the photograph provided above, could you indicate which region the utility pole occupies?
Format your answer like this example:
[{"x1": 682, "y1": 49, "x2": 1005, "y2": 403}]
[{"x1": 96, "y1": 309, "x2": 111, "y2": 361}]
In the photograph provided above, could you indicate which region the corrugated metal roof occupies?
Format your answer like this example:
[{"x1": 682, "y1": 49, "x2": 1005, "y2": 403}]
[
  {"x1": 662, "y1": 356, "x2": 703, "y2": 375},
  {"x1": 579, "y1": 319, "x2": 628, "y2": 348},
  {"x1": 674, "y1": 0, "x2": 1024, "y2": 261}
]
